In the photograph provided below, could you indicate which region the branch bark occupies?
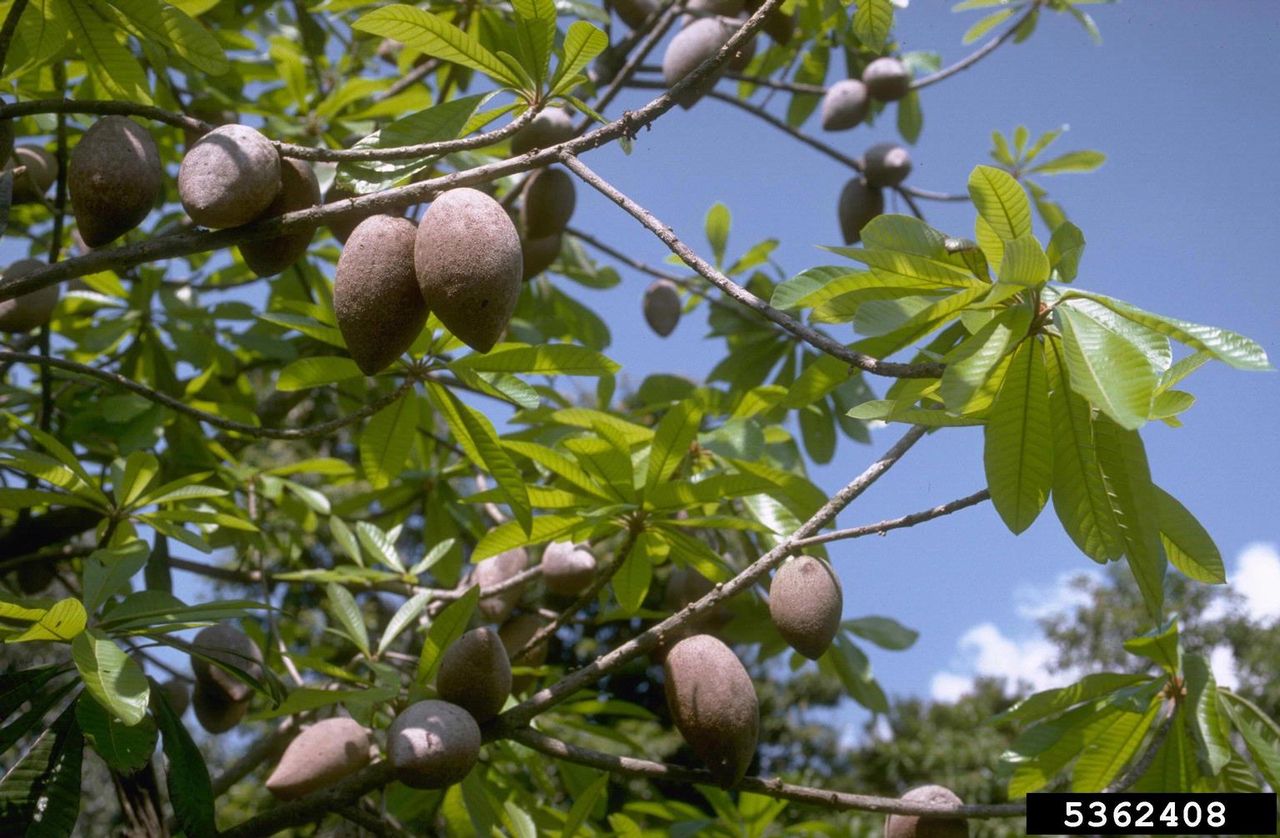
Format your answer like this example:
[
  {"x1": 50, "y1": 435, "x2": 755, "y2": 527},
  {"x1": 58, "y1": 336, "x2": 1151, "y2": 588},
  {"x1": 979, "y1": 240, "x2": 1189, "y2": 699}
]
[{"x1": 790, "y1": 489, "x2": 991, "y2": 549}]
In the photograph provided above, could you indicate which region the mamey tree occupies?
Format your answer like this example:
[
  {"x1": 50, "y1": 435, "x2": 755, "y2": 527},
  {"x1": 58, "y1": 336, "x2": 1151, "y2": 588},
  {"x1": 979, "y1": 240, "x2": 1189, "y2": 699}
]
[{"x1": 0, "y1": 1, "x2": 1276, "y2": 836}]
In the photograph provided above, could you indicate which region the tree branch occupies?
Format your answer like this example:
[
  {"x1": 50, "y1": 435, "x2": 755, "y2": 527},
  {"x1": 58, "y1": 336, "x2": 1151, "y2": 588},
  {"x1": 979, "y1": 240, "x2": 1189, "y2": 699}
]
[
  {"x1": 580, "y1": 1, "x2": 683, "y2": 129},
  {"x1": 559, "y1": 153, "x2": 942, "y2": 379},
  {"x1": 910, "y1": 1, "x2": 1043, "y2": 92},
  {"x1": 495, "y1": 424, "x2": 929, "y2": 730},
  {"x1": 511, "y1": 727, "x2": 1026, "y2": 819},
  {"x1": 790, "y1": 489, "x2": 991, "y2": 550}
]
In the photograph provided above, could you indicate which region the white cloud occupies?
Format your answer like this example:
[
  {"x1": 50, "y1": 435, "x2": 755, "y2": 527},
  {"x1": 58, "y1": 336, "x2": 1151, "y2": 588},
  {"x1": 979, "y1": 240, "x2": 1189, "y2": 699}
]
[
  {"x1": 931, "y1": 622, "x2": 1079, "y2": 703},
  {"x1": 929, "y1": 672, "x2": 974, "y2": 703},
  {"x1": 1013, "y1": 569, "x2": 1102, "y2": 621},
  {"x1": 1209, "y1": 645, "x2": 1240, "y2": 691},
  {"x1": 1231, "y1": 543, "x2": 1280, "y2": 625}
]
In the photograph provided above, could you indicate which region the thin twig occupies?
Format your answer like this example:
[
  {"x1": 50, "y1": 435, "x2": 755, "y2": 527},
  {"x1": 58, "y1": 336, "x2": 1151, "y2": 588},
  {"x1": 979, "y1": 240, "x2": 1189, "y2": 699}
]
[
  {"x1": 910, "y1": 2, "x2": 1042, "y2": 92},
  {"x1": 580, "y1": 1, "x2": 683, "y2": 130},
  {"x1": 790, "y1": 489, "x2": 991, "y2": 549}
]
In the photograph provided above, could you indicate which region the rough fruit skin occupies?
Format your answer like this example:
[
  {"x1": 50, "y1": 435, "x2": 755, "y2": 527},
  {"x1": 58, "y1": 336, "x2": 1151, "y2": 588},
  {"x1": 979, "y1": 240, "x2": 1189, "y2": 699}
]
[
  {"x1": 768, "y1": 556, "x2": 843, "y2": 659},
  {"x1": 522, "y1": 167, "x2": 576, "y2": 238},
  {"x1": 662, "y1": 17, "x2": 737, "y2": 109},
  {"x1": 265, "y1": 717, "x2": 372, "y2": 800},
  {"x1": 541, "y1": 541, "x2": 598, "y2": 597},
  {"x1": 158, "y1": 678, "x2": 190, "y2": 719},
  {"x1": 821, "y1": 79, "x2": 870, "y2": 132},
  {"x1": 472, "y1": 547, "x2": 530, "y2": 622},
  {"x1": 68, "y1": 116, "x2": 162, "y2": 247},
  {"x1": 838, "y1": 178, "x2": 884, "y2": 245},
  {"x1": 863, "y1": 56, "x2": 912, "y2": 102},
  {"x1": 192, "y1": 681, "x2": 248, "y2": 734},
  {"x1": 609, "y1": 0, "x2": 656, "y2": 29},
  {"x1": 510, "y1": 108, "x2": 575, "y2": 156},
  {"x1": 436, "y1": 627, "x2": 512, "y2": 723},
  {"x1": 0, "y1": 259, "x2": 60, "y2": 333},
  {"x1": 333, "y1": 215, "x2": 426, "y2": 375},
  {"x1": 415, "y1": 187, "x2": 523, "y2": 354},
  {"x1": 884, "y1": 785, "x2": 970, "y2": 838},
  {"x1": 11, "y1": 146, "x2": 57, "y2": 203},
  {"x1": 178, "y1": 124, "x2": 282, "y2": 229},
  {"x1": 521, "y1": 231, "x2": 562, "y2": 281},
  {"x1": 643, "y1": 279, "x2": 681, "y2": 337},
  {"x1": 238, "y1": 157, "x2": 321, "y2": 277},
  {"x1": 190, "y1": 624, "x2": 264, "y2": 703},
  {"x1": 388, "y1": 700, "x2": 481, "y2": 789},
  {"x1": 663, "y1": 634, "x2": 758, "y2": 786},
  {"x1": 863, "y1": 143, "x2": 913, "y2": 188}
]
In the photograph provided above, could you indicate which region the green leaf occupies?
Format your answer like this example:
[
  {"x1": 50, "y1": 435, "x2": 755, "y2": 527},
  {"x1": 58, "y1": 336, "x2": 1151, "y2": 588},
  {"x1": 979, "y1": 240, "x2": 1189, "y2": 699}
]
[
  {"x1": 1005, "y1": 699, "x2": 1126, "y2": 797},
  {"x1": 108, "y1": 0, "x2": 229, "y2": 75},
  {"x1": 1152, "y1": 486, "x2": 1224, "y2": 583},
  {"x1": 561, "y1": 771, "x2": 609, "y2": 838},
  {"x1": 0, "y1": 666, "x2": 67, "y2": 722},
  {"x1": 503, "y1": 441, "x2": 610, "y2": 500},
  {"x1": 415, "y1": 586, "x2": 479, "y2": 687},
  {"x1": 1056, "y1": 305, "x2": 1157, "y2": 430},
  {"x1": 1220, "y1": 691, "x2": 1280, "y2": 791},
  {"x1": 843, "y1": 616, "x2": 918, "y2": 650},
  {"x1": 551, "y1": 21, "x2": 609, "y2": 97},
  {"x1": 55, "y1": 0, "x2": 151, "y2": 102},
  {"x1": 825, "y1": 635, "x2": 888, "y2": 713},
  {"x1": 71, "y1": 631, "x2": 149, "y2": 726},
  {"x1": 510, "y1": 0, "x2": 557, "y2": 89},
  {"x1": 1131, "y1": 712, "x2": 1206, "y2": 793},
  {"x1": 614, "y1": 533, "x2": 656, "y2": 616},
  {"x1": 75, "y1": 693, "x2": 156, "y2": 774},
  {"x1": 994, "y1": 672, "x2": 1152, "y2": 726},
  {"x1": 853, "y1": 0, "x2": 894, "y2": 49},
  {"x1": 1094, "y1": 416, "x2": 1166, "y2": 619},
  {"x1": 845, "y1": 399, "x2": 981, "y2": 427},
  {"x1": 153, "y1": 677, "x2": 216, "y2": 838},
  {"x1": 984, "y1": 339, "x2": 1053, "y2": 534},
  {"x1": 1123, "y1": 619, "x2": 1180, "y2": 673},
  {"x1": 1031, "y1": 150, "x2": 1106, "y2": 175},
  {"x1": 9, "y1": 599, "x2": 87, "y2": 643},
  {"x1": 798, "y1": 400, "x2": 836, "y2": 465},
  {"x1": 645, "y1": 400, "x2": 703, "y2": 493},
  {"x1": 276, "y1": 356, "x2": 364, "y2": 391},
  {"x1": 998, "y1": 234, "x2": 1050, "y2": 286},
  {"x1": 1183, "y1": 653, "x2": 1232, "y2": 775},
  {"x1": 968, "y1": 165, "x2": 1032, "y2": 242},
  {"x1": 1045, "y1": 340, "x2": 1126, "y2": 563},
  {"x1": 897, "y1": 90, "x2": 922, "y2": 144},
  {"x1": 1070, "y1": 696, "x2": 1159, "y2": 791},
  {"x1": 964, "y1": 7, "x2": 1015, "y2": 44},
  {"x1": 1058, "y1": 289, "x2": 1271, "y2": 372},
  {"x1": 0, "y1": 702, "x2": 83, "y2": 837},
  {"x1": 82, "y1": 542, "x2": 149, "y2": 614},
  {"x1": 378, "y1": 590, "x2": 430, "y2": 656},
  {"x1": 353, "y1": 4, "x2": 523, "y2": 88},
  {"x1": 1047, "y1": 221, "x2": 1086, "y2": 281},
  {"x1": 705, "y1": 203, "x2": 730, "y2": 266},
  {"x1": 360, "y1": 394, "x2": 418, "y2": 491},
  {"x1": 450, "y1": 344, "x2": 619, "y2": 377},
  {"x1": 940, "y1": 305, "x2": 1032, "y2": 414},
  {"x1": 472, "y1": 515, "x2": 587, "y2": 561},
  {"x1": 326, "y1": 583, "x2": 370, "y2": 657}
]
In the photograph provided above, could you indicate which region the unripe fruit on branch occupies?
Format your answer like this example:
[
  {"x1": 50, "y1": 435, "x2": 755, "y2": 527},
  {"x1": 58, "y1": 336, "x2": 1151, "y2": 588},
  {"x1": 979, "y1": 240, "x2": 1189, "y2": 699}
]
[
  {"x1": 388, "y1": 700, "x2": 481, "y2": 789},
  {"x1": 436, "y1": 627, "x2": 512, "y2": 723},
  {"x1": 178, "y1": 124, "x2": 281, "y2": 229},
  {"x1": 863, "y1": 142, "x2": 912, "y2": 188},
  {"x1": 415, "y1": 188, "x2": 523, "y2": 354},
  {"x1": 820, "y1": 80, "x2": 870, "y2": 132},
  {"x1": 884, "y1": 785, "x2": 970, "y2": 838},
  {"x1": 157, "y1": 679, "x2": 190, "y2": 719},
  {"x1": 838, "y1": 178, "x2": 884, "y2": 245},
  {"x1": 862, "y1": 56, "x2": 912, "y2": 102},
  {"x1": 663, "y1": 634, "x2": 758, "y2": 787},
  {"x1": 471, "y1": 547, "x2": 530, "y2": 622},
  {"x1": 521, "y1": 231, "x2": 562, "y2": 281},
  {"x1": 522, "y1": 167, "x2": 577, "y2": 238},
  {"x1": 239, "y1": 157, "x2": 321, "y2": 277},
  {"x1": 510, "y1": 107, "x2": 575, "y2": 156},
  {"x1": 68, "y1": 116, "x2": 162, "y2": 247},
  {"x1": 643, "y1": 279, "x2": 681, "y2": 337},
  {"x1": 662, "y1": 17, "x2": 738, "y2": 109},
  {"x1": 609, "y1": 0, "x2": 656, "y2": 29},
  {"x1": 334, "y1": 215, "x2": 426, "y2": 375},
  {"x1": 768, "y1": 555, "x2": 842, "y2": 659},
  {"x1": 10, "y1": 146, "x2": 57, "y2": 204},
  {"x1": 0, "y1": 260, "x2": 60, "y2": 333},
  {"x1": 265, "y1": 717, "x2": 373, "y2": 800},
  {"x1": 189, "y1": 623, "x2": 264, "y2": 704},
  {"x1": 192, "y1": 680, "x2": 248, "y2": 734},
  {"x1": 540, "y1": 541, "x2": 597, "y2": 597}
]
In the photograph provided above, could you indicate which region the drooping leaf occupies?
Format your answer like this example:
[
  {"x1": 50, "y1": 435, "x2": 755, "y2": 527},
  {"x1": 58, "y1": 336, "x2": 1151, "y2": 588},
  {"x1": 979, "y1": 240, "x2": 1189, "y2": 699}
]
[
  {"x1": 1093, "y1": 416, "x2": 1166, "y2": 619},
  {"x1": 1182, "y1": 653, "x2": 1232, "y2": 775},
  {"x1": 326, "y1": 583, "x2": 370, "y2": 657},
  {"x1": 645, "y1": 400, "x2": 703, "y2": 493},
  {"x1": 75, "y1": 693, "x2": 157, "y2": 774},
  {"x1": 0, "y1": 701, "x2": 83, "y2": 837},
  {"x1": 984, "y1": 339, "x2": 1053, "y2": 534},
  {"x1": 353, "y1": 5, "x2": 524, "y2": 88},
  {"x1": 1152, "y1": 486, "x2": 1224, "y2": 583},
  {"x1": 1056, "y1": 305, "x2": 1157, "y2": 430},
  {"x1": 359, "y1": 394, "x2": 418, "y2": 490},
  {"x1": 153, "y1": 679, "x2": 216, "y2": 838},
  {"x1": 968, "y1": 165, "x2": 1032, "y2": 242}
]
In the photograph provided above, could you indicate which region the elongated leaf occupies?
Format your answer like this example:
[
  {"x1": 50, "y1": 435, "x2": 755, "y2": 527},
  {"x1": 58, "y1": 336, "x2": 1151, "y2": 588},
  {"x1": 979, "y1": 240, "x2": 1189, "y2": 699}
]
[
  {"x1": 995, "y1": 672, "x2": 1151, "y2": 726},
  {"x1": 510, "y1": 0, "x2": 556, "y2": 88},
  {"x1": 1031, "y1": 150, "x2": 1106, "y2": 175},
  {"x1": 1220, "y1": 691, "x2": 1280, "y2": 791},
  {"x1": 1123, "y1": 619, "x2": 1180, "y2": 673},
  {"x1": 1005, "y1": 699, "x2": 1123, "y2": 797},
  {"x1": 354, "y1": 5, "x2": 523, "y2": 88},
  {"x1": 1093, "y1": 416, "x2": 1166, "y2": 619},
  {"x1": 1183, "y1": 653, "x2": 1231, "y2": 775},
  {"x1": 853, "y1": 0, "x2": 893, "y2": 49},
  {"x1": 998, "y1": 234, "x2": 1049, "y2": 286},
  {"x1": 940, "y1": 305, "x2": 1032, "y2": 414},
  {"x1": 984, "y1": 339, "x2": 1053, "y2": 534},
  {"x1": 561, "y1": 771, "x2": 609, "y2": 838},
  {"x1": 705, "y1": 203, "x2": 730, "y2": 266},
  {"x1": 56, "y1": 0, "x2": 151, "y2": 102},
  {"x1": 71, "y1": 631, "x2": 148, "y2": 726},
  {"x1": 645, "y1": 400, "x2": 703, "y2": 492},
  {"x1": 1131, "y1": 712, "x2": 1206, "y2": 793},
  {"x1": 1070, "y1": 696, "x2": 1159, "y2": 792},
  {"x1": 415, "y1": 587, "x2": 479, "y2": 686},
  {"x1": 153, "y1": 678, "x2": 215, "y2": 838},
  {"x1": 82, "y1": 542, "x2": 149, "y2": 614},
  {"x1": 0, "y1": 702, "x2": 82, "y2": 837},
  {"x1": 472, "y1": 515, "x2": 587, "y2": 561},
  {"x1": 825, "y1": 635, "x2": 888, "y2": 713},
  {"x1": 843, "y1": 616, "x2": 917, "y2": 651},
  {"x1": 9, "y1": 599, "x2": 87, "y2": 643},
  {"x1": 378, "y1": 591, "x2": 430, "y2": 656},
  {"x1": 1057, "y1": 305, "x2": 1156, "y2": 430},
  {"x1": 845, "y1": 399, "x2": 980, "y2": 427},
  {"x1": 360, "y1": 394, "x2": 418, "y2": 490},
  {"x1": 450, "y1": 344, "x2": 619, "y2": 377},
  {"x1": 276, "y1": 356, "x2": 363, "y2": 391},
  {"x1": 1152, "y1": 486, "x2": 1224, "y2": 583},
  {"x1": 0, "y1": 666, "x2": 67, "y2": 722},
  {"x1": 968, "y1": 165, "x2": 1032, "y2": 242},
  {"x1": 75, "y1": 693, "x2": 156, "y2": 774},
  {"x1": 108, "y1": 0, "x2": 229, "y2": 75},
  {"x1": 614, "y1": 532, "x2": 657, "y2": 615},
  {"x1": 502, "y1": 440, "x2": 609, "y2": 500},
  {"x1": 326, "y1": 583, "x2": 370, "y2": 657},
  {"x1": 1047, "y1": 221, "x2": 1085, "y2": 281},
  {"x1": 551, "y1": 21, "x2": 609, "y2": 97}
]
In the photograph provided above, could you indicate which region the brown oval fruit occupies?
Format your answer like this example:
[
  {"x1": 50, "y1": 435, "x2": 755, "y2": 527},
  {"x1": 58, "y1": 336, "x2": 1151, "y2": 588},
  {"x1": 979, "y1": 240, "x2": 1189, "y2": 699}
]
[
  {"x1": 387, "y1": 700, "x2": 481, "y2": 789},
  {"x1": 863, "y1": 56, "x2": 912, "y2": 102},
  {"x1": 521, "y1": 167, "x2": 576, "y2": 238},
  {"x1": 838, "y1": 178, "x2": 884, "y2": 245},
  {"x1": 68, "y1": 116, "x2": 162, "y2": 247},
  {"x1": 663, "y1": 634, "x2": 758, "y2": 786},
  {"x1": 192, "y1": 681, "x2": 249, "y2": 734},
  {"x1": 521, "y1": 231, "x2": 562, "y2": 281},
  {"x1": 884, "y1": 785, "x2": 970, "y2": 838},
  {"x1": 415, "y1": 187, "x2": 523, "y2": 354},
  {"x1": 0, "y1": 259, "x2": 60, "y2": 333},
  {"x1": 265, "y1": 717, "x2": 373, "y2": 800},
  {"x1": 541, "y1": 541, "x2": 597, "y2": 597},
  {"x1": 643, "y1": 279, "x2": 681, "y2": 337},
  {"x1": 662, "y1": 17, "x2": 737, "y2": 109},
  {"x1": 190, "y1": 623, "x2": 264, "y2": 703},
  {"x1": 437, "y1": 627, "x2": 512, "y2": 723},
  {"x1": 510, "y1": 107, "x2": 575, "y2": 156},
  {"x1": 179, "y1": 124, "x2": 282, "y2": 229},
  {"x1": 471, "y1": 547, "x2": 530, "y2": 622},
  {"x1": 821, "y1": 79, "x2": 870, "y2": 132},
  {"x1": 499, "y1": 613, "x2": 548, "y2": 692},
  {"x1": 238, "y1": 157, "x2": 321, "y2": 277},
  {"x1": 609, "y1": 0, "x2": 656, "y2": 29},
  {"x1": 157, "y1": 678, "x2": 190, "y2": 719},
  {"x1": 334, "y1": 215, "x2": 427, "y2": 375},
  {"x1": 11, "y1": 146, "x2": 57, "y2": 204},
  {"x1": 863, "y1": 142, "x2": 912, "y2": 188},
  {"x1": 768, "y1": 555, "x2": 842, "y2": 659}
]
